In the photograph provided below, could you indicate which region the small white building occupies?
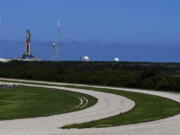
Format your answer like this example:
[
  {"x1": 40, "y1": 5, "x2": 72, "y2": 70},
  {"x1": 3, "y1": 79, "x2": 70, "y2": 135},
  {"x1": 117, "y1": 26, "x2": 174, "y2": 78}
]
[{"x1": 0, "y1": 58, "x2": 9, "y2": 63}]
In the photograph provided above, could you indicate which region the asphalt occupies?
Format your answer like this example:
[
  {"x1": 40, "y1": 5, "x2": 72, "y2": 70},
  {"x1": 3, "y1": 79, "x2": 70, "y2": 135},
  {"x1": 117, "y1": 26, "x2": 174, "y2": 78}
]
[{"x1": 0, "y1": 81, "x2": 134, "y2": 135}]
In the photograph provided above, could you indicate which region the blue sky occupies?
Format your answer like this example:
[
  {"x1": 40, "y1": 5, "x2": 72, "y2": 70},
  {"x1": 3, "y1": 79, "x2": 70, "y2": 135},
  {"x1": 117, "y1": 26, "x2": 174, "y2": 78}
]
[{"x1": 0, "y1": 0, "x2": 180, "y2": 45}]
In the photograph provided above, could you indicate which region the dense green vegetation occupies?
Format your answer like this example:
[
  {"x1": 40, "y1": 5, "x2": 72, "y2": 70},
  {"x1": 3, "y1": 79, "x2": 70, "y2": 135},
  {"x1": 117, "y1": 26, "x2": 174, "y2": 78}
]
[
  {"x1": 0, "y1": 86, "x2": 97, "y2": 120},
  {"x1": 0, "y1": 61, "x2": 180, "y2": 92},
  {"x1": 62, "y1": 86, "x2": 180, "y2": 128}
]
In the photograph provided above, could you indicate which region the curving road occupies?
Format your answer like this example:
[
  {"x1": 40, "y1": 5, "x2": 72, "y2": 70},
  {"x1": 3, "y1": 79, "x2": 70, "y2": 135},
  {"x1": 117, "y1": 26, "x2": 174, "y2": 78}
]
[
  {"x1": 0, "y1": 78, "x2": 180, "y2": 135},
  {"x1": 0, "y1": 82, "x2": 134, "y2": 135}
]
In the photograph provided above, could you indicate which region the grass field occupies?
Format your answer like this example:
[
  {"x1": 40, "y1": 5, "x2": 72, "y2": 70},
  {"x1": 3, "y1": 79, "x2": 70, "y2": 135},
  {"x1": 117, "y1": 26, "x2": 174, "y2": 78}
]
[
  {"x1": 0, "y1": 86, "x2": 97, "y2": 120},
  {"x1": 62, "y1": 86, "x2": 180, "y2": 128},
  {"x1": 0, "y1": 79, "x2": 180, "y2": 129}
]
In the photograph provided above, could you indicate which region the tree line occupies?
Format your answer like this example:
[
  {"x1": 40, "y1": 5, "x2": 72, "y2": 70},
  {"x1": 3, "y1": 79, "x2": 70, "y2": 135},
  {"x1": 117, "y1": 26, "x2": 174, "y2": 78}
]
[{"x1": 0, "y1": 61, "x2": 179, "y2": 92}]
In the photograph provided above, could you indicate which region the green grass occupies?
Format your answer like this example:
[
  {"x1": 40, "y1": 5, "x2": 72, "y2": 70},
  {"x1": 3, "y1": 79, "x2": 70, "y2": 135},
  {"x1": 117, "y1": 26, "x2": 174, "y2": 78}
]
[
  {"x1": 0, "y1": 86, "x2": 97, "y2": 120},
  {"x1": 62, "y1": 86, "x2": 180, "y2": 128},
  {"x1": 1, "y1": 79, "x2": 180, "y2": 129}
]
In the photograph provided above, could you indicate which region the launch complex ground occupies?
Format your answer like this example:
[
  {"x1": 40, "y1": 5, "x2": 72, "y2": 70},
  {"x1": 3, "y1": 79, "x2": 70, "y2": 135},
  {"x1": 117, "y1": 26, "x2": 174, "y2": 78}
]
[{"x1": 0, "y1": 29, "x2": 120, "y2": 63}]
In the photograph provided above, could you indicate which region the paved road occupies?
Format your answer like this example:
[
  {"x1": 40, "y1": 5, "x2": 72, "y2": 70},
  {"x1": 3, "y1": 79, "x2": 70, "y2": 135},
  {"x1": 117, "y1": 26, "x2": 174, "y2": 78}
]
[
  {"x1": 0, "y1": 81, "x2": 134, "y2": 135},
  {"x1": 0, "y1": 78, "x2": 179, "y2": 135}
]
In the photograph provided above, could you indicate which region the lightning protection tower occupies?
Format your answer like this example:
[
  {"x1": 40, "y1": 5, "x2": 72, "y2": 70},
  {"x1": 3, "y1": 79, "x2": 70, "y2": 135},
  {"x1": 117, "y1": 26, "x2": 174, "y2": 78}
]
[
  {"x1": 52, "y1": 19, "x2": 61, "y2": 61},
  {"x1": 0, "y1": 17, "x2": 3, "y2": 58}
]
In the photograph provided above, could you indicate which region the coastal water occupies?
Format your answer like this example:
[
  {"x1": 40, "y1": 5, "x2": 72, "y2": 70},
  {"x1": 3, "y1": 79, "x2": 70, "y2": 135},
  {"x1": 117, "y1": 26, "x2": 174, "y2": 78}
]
[{"x1": 2, "y1": 40, "x2": 180, "y2": 62}]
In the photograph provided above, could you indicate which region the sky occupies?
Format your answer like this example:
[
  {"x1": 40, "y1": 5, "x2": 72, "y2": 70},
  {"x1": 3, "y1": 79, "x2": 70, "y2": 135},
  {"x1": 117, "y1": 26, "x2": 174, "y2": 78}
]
[{"x1": 0, "y1": 0, "x2": 180, "y2": 46}]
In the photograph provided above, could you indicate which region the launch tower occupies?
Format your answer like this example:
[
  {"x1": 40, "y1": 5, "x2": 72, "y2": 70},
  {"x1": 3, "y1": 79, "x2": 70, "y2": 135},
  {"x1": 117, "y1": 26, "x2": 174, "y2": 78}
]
[
  {"x1": 0, "y1": 17, "x2": 3, "y2": 58},
  {"x1": 21, "y1": 29, "x2": 36, "y2": 60},
  {"x1": 26, "y1": 29, "x2": 31, "y2": 56}
]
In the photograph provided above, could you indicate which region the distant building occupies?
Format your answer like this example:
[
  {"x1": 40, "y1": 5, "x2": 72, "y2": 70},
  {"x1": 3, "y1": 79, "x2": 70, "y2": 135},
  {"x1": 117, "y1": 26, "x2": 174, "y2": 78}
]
[{"x1": 0, "y1": 58, "x2": 9, "y2": 63}]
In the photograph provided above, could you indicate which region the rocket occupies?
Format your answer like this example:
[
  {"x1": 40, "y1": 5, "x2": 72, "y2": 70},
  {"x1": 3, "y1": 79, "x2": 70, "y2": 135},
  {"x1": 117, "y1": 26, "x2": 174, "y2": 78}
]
[{"x1": 26, "y1": 29, "x2": 31, "y2": 56}]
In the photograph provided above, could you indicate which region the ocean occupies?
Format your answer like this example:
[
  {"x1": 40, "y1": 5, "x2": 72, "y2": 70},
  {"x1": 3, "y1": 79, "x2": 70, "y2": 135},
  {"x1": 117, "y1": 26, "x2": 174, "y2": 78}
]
[{"x1": 2, "y1": 40, "x2": 180, "y2": 62}]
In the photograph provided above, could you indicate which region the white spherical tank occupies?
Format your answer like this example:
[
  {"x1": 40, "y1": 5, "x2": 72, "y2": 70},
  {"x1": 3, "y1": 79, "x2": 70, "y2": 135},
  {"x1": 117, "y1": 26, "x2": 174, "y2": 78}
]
[
  {"x1": 52, "y1": 42, "x2": 56, "y2": 48},
  {"x1": 114, "y1": 57, "x2": 120, "y2": 62},
  {"x1": 82, "y1": 56, "x2": 90, "y2": 61}
]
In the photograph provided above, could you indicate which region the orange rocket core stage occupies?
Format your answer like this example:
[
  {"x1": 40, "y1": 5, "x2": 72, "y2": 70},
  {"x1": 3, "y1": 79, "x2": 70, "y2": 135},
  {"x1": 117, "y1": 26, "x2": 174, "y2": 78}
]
[{"x1": 26, "y1": 29, "x2": 31, "y2": 56}]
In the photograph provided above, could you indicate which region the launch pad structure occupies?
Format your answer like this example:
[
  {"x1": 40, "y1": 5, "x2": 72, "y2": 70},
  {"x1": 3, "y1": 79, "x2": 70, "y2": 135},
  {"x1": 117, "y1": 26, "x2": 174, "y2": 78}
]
[
  {"x1": 0, "y1": 18, "x2": 63, "y2": 62},
  {"x1": 20, "y1": 29, "x2": 38, "y2": 61}
]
